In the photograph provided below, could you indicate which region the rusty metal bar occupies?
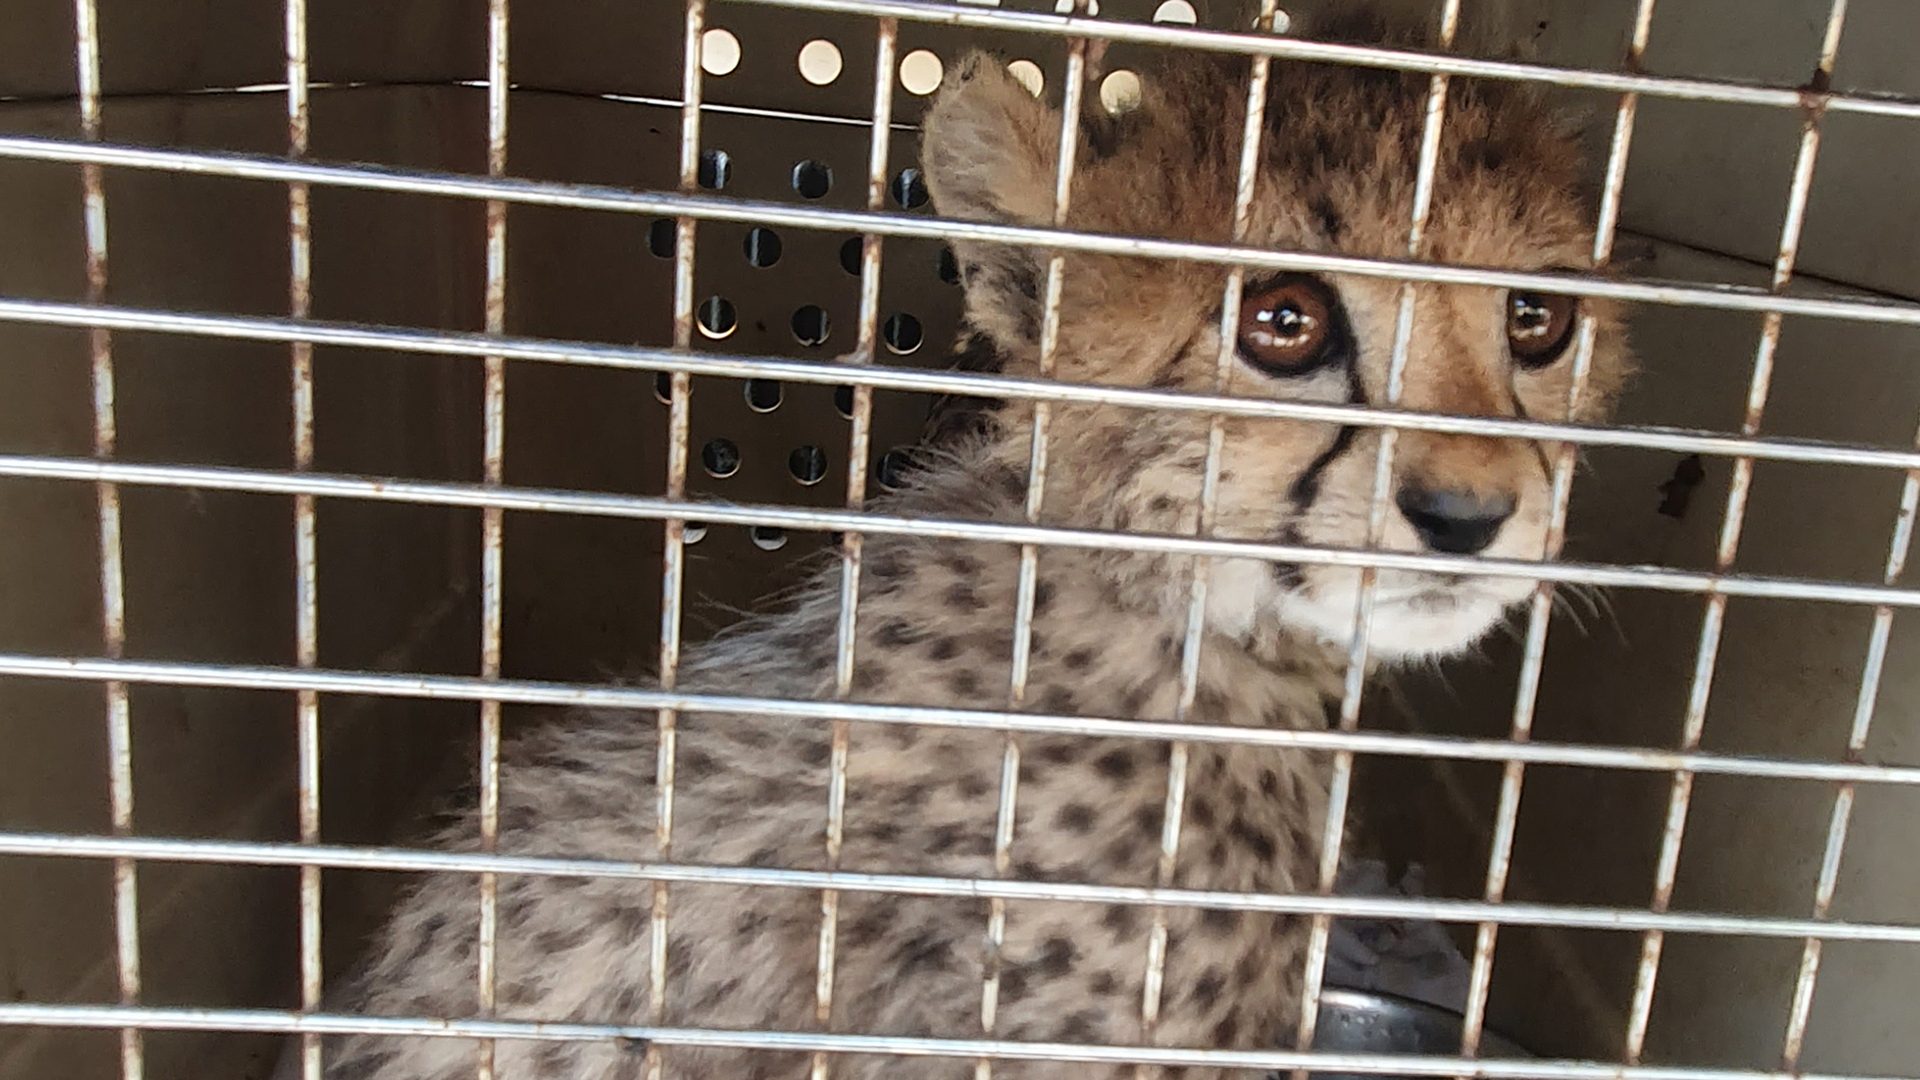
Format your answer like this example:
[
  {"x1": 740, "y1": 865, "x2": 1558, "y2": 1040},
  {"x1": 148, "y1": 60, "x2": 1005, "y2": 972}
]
[
  {"x1": 981, "y1": 17, "x2": 1090, "y2": 1076},
  {"x1": 71, "y1": 3, "x2": 143, "y2": 1078},
  {"x1": 473, "y1": 5, "x2": 511, "y2": 1080},
  {"x1": 813, "y1": 18, "x2": 898, "y2": 1080},
  {"x1": 646, "y1": 6, "x2": 708, "y2": 1076},
  {"x1": 284, "y1": 1, "x2": 322, "y2": 1078},
  {"x1": 1139, "y1": 3, "x2": 1282, "y2": 1070}
]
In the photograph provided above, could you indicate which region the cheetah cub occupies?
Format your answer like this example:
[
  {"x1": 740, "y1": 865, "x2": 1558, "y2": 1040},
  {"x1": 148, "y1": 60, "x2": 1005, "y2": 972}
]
[{"x1": 310, "y1": 19, "x2": 1632, "y2": 1080}]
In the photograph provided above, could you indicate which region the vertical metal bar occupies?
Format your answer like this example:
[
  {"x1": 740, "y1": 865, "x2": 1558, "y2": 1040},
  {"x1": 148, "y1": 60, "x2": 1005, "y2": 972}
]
[
  {"x1": 285, "y1": 3, "x2": 322, "y2": 1079},
  {"x1": 1778, "y1": 425, "x2": 1917, "y2": 1067},
  {"x1": 1456, "y1": 1, "x2": 1658, "y2": 1061},
  {"x1": 1294, "y1": 2, "x2": 1460, "y2": 1063},
  {"x1": 980, "y1": 14, "x2": 1089, "y2": 1076},
  {"x1": 74, "y1": 4, "x2": 142, "y2": 1078},
  {"x1": 1135, "y1": 7, "x2": 1279, "y2": 1073},
  {"x1": 649, "y1": 5, "x2": 706, "y2": 1076},
  {"x1": 1621, "y1": 2, "x2": 1849, "y2": 1063},
  {"x1": 813, "y1": 19, "x2": 897, "y2": 1080},
  {"x1": 475, "y1": 5, "x2": 509, "y2": 1080}
]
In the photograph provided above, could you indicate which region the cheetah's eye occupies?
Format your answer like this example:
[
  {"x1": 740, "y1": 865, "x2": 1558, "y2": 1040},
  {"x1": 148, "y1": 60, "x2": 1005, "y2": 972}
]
[
  {"x1": 1238, "y1": 276, "x2": 1341, "y2": 376},
  {"x1": 1506, "y1": 290, "x2": 1578, "y2": 368}
]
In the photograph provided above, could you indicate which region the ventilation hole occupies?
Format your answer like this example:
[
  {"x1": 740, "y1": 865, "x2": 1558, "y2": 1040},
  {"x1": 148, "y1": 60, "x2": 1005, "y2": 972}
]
[
  {"x1": 1099, "y1": 70, "x2": 1143, "y2": 116},
  {"x1": 798, "y1": 39, "x2": 843, "y2": 85},
  {"x1": 1054, "y1": 0, "x2": 1100, "y2": 13},
  {"x1": 698, "y1": 149, "x2": 731, "y2": 190},
  {"x1": 653, "y1": 371, "x2": 674, "y2": 404},
  {"x1": 889, "y1": 168, "x2": 929, "y2": 210},
  {"x1": 833, "y1": 385, "x2": 855, "y2": 418},
  {"x1": 750, "y1": 526, "x2": 789, "y2": 551},
  {"x1": 700, "y1": 28, "x2": 741, "y2": 76},
  {"x1": 1151, "y1": 0, "x2": 1197, "y2": 24},
  {"x1": 789, "y1": 445, "x2": 829, "y2": 486},
  {"x1": 697, "y1": 296, "x2": 737, "y2": 339},
  {"x1": 647, "y1": 219, "x2": 675, "y2": 259},
  {"x1": 791, "y1": 160, "x2": 833, "y2": 199},
  {"x1": 744, "y1": 227, "x2": 782, "y2": 268},
  {"x1": 883, "y1": 313, "x2": 924, "y2": 355},
  {"x1": 1006, "y1": 59, "x2": 1045, "y2": 97},
  {"x1": 899, "y1": 50, "x2": 943, "y2": 95},
  {"x1": 877, "y1": 448, "x2": 913, "y2": 490},
  {"x1": 684, "y1": 521, "x2": 709, "y2": 544},
  {"x1": 839, "y1": 236, "x2": 864, "y2": 276},
  {"x1": 938, "y1": 247, "x2": 961, "y2": 285},
  {"x1": 791, "y1": 305, "x2": 831, "y2": 347},
  {"x1": 745, "y1": 379, "x2": 783, "y2": 413},
  {"x1": 701, "y1": 438, "x2": 741, "y2": 478}
]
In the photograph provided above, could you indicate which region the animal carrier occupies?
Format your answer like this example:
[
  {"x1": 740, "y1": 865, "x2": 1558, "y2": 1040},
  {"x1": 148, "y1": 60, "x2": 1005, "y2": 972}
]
[{"x1": 0, "y1": 0, "x2": 1916, "y2": 1077}]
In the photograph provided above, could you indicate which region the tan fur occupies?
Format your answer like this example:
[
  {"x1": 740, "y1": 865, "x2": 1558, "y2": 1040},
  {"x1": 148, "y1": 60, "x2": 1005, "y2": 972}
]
[
  {"x1": 307, "y1": 11, "x2": 1633, "y2": 1080},
  {"x1": 922, "y1": 40, "x2": 1631, "y2": 657}
]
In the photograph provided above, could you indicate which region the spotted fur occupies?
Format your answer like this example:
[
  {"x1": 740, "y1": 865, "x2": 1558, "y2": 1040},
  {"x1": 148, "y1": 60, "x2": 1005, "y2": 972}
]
[{"x1": 303, "y1": 10, "x2": 1631, "y2": 1080}]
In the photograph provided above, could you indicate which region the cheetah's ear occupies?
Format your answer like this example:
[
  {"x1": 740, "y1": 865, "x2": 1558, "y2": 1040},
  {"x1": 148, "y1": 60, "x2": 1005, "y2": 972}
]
[
  {"x1": 920, "y1": 51, "x2": 1064, "y2": 355},
  {"x1": 921, "y1": 52, "x2": 1060, "y2": 225}
]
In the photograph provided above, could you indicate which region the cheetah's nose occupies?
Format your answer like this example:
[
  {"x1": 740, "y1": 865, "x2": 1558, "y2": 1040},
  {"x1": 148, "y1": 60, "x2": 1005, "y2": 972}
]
[{"x1": 1395, "y1": 485, "x2": 1515, "y2": 555}]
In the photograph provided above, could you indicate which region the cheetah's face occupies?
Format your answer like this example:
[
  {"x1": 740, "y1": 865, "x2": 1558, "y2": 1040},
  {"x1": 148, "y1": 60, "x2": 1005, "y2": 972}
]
[{"x1": 921, "y1": 45, "x2": 1634, "y2": 660}]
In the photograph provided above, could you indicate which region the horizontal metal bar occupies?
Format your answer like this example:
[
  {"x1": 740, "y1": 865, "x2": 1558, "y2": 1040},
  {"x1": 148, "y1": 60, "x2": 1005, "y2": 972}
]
[
  {"x1": 3, "y1": 298, "x2": 1918, "y2": 472},
  {"x1": 3, "y1": 1003, "x2": 1911, "y2": 1080},
  {"x1": 0, "y1": 136, "x2": 1916, "y2": 327},
  {"x1": 0, "y1": 654, "x2": 1914, "y2": 788},
  {"x1": 1, "y1": 832, "x2": 1916, "y2": 945},
  {"x1": 0, "y1": 78, "x2": 920, "y2": 132},
  {"x1": 3, "y1": 455, "x2": 1918, "y2": 610},
  {"x1": 727, "y1": 0, "x2": 1920, "y2": 123},
  {"x1": 584, "y1": 88, "x2": 919, "y2": 132}
]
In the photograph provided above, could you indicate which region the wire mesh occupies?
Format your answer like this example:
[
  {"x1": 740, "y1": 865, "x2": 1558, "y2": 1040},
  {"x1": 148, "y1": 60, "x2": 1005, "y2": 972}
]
[{"x1": 1, "y1": 0, "x2": 1917, "y2": 1076}]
